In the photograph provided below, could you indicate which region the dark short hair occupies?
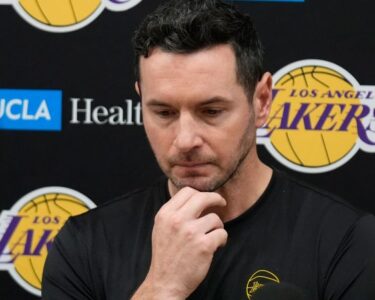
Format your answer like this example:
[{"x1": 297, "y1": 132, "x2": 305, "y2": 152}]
[{"x1": 133, "y1": 0, "x2": 264, "y2": 99}]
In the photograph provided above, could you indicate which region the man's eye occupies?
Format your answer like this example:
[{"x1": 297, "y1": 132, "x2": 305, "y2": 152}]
[
  {"x1": 203, "y1": 109, "x2": 223, "y2": 116},
  {"x1": 156, "y1": 110, "x2": 175, "y2": 118}
]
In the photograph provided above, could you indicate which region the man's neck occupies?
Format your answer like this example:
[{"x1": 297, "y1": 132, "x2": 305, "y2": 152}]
[
  {"x1": 214, "y1": 158, "x2": 272, "y2": 222},
  {"x1": 168, "y1": 152, "x2": 273, "y2": 223}
]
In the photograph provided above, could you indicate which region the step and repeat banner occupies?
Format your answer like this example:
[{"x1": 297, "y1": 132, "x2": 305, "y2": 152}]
[{"x1": 1, "y1": 0, "x2": 374, "y2": 298}]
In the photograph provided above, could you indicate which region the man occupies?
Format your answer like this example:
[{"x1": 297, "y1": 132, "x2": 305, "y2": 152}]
[{"x1": 42, "y1": 0, "x2": 375, "y2": 299}]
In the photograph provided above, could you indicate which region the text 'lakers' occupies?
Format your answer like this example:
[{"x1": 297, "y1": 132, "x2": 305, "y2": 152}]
[{"x1": 257, "y1": 60, "x2": 375, "y2": 173}]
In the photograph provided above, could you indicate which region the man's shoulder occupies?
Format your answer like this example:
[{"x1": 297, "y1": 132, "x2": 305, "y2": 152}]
[
  {"x1": 275, "y1": 170, "x2": 365, "y2": 221},
  {"x1": 273, "y1": 170, "x2": 375, "y2": 267},
  {"x1": 271, "y1": 170, "x2": 375, "y2": 245}
]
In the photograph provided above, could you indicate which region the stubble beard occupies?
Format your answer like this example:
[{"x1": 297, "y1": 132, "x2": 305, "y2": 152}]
[{"x1": 163, "y1": 121, "x2": 255, "y2": 192}]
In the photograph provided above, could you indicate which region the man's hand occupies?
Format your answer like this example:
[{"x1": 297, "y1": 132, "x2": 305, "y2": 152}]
[{"x1": 132, "y1": 187, "x2": 228, "y2": 300}]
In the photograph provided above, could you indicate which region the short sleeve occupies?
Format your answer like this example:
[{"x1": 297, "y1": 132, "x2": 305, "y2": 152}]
[{"x1": 42, "y1": 218, "x2": 96, "y2": 300}]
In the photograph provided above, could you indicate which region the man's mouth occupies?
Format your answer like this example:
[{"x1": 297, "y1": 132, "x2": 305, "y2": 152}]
[{"x1": 173, "y1": 162, "x2": 211, "y2": 167}]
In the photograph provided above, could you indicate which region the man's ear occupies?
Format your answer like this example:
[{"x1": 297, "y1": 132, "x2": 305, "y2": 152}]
[
  {"x1": 253, "y1": 72, "x2": 272, "y2": 128},
  {"x1": 135, "y1": 81, "x2": 141, "y2": 96}
]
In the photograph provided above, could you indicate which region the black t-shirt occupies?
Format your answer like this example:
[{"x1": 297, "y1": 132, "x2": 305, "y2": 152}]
[{"x1": 42, "y1": 171, "x2": 375, "y2": 299}]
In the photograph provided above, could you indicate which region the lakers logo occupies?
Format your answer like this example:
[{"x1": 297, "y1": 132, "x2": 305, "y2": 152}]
[
  {"x1": 0, "y1": 0, "x2": 142, "y2": 32},
  {"x1": 0, "y1": 187, "x2": 96, "y2": 296},
  {"x1": 246, "y1": 269, "x2": 280, "y2": 299},
  {"x1": 257, "y1": 60, "x2": 375, "y2": 173}
]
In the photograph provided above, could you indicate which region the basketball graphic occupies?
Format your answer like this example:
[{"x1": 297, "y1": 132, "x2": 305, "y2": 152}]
[
  {"x1": 0, "y1": 0, "x2": 142, "y2": 32},
  {"x1": 257, "y1": 59, "x2": 375, "y2": 173},
  {"x1": 270, "y1": 65, "x2": 359, "y2": 168},
  {"x1": 246, "y1": 269, "x2": 280, "y2": 299},
  {"x1": 19, "y1": 0, "x2": 101, "y2": 27},
  {"x1": 0, "y1": 187, "x2": 96, "y2": 296}
]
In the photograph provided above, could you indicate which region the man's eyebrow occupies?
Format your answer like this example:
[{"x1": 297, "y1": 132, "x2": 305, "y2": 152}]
[
  {"x1": 146, "y1": 99, "x2": 171, "y2": 107},
  {"x1": 199, "y1": 97, "x2": 232, "y2": 105},
  {"x1": 146, "y1": 97, "x2": 232, "y2": 107}
]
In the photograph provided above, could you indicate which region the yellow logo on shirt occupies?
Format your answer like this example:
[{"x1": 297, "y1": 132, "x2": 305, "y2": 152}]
[{"x1": 246, "y1": 269, "x2": 280, "y2": 299}]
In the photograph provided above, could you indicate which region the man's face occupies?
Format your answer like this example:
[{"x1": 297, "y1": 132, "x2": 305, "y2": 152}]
[{"x1": 138, "y1": 44, "x2": 267, "y2": 192}]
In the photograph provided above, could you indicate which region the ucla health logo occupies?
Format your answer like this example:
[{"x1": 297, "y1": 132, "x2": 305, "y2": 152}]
[
  {"x1": 0, "y1": 0, "x2": 141, "y2": 33},
  {"x1": 257, "y1": 60, "x2": 375, "y2": 173},
  {"x1": 0, "y1": 89, "x2": 62, "y2": 131},
  {"x1": 0, "y1": 187, "x2": 96, "y2": 296}
]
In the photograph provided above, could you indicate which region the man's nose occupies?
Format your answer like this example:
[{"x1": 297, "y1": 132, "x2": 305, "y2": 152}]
[{"x1": 173, "y1": 113, "x2": 203, "y2": 152}]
